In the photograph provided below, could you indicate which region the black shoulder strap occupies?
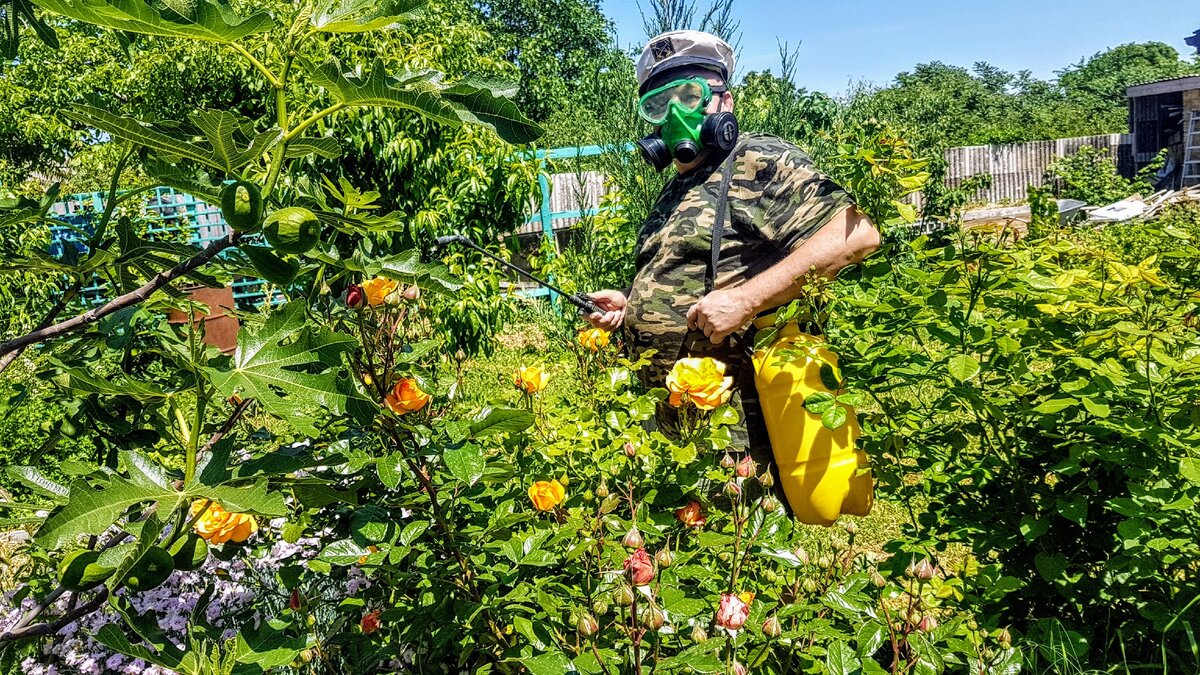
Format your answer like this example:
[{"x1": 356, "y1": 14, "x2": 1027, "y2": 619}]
[{"x1": 706, "y1": 151, "x2": 737, "y2": 295}]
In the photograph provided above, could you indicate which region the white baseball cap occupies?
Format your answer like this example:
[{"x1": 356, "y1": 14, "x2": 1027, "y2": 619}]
[{"x1": 636, "y1": 30, "x2": 736, "y2": 95}]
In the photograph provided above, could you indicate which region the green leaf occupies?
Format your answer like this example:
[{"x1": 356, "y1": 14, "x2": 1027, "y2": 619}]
[
  {"x1": 1033, "y1": 397, "x2": 1078, "y2": 414},
  {"x1": 819, "y1": 362, "x2": 842, "y2": 391},
  {"x1": 856, "y1": 620, "x2": 887, "y2": 657},
  {"x1": 399, "y1": 520, "x2": 429, "y2": 546},
  {"x1": 63, "y1": 105, "x2": 234, "y2": 173},
  {"x1": 234, "y1": 623, "x2": 307, "y2": 668},
  {"x1": 121, "y1": 451, "x2": 173, "y2": 490},
  {"x1": 6, "y1": 466, "x2": 69, "y2": 499},
  {"x1": 191, "y1": 479, "x2": 287, "y2": 516},
  {"x1": 32, "y1": 0, "x2": 274, "y2": 42},
  {"x1": 1181, "y1": 458, "x2": 1200, "y2": 486},
  {"x1": 240, "y1": 245, "x2": 299, "y2": 285},
  {"x1": 206, "y1": 302, "x2": 366, "y2": 436},
  {"x1": 95, "y1": 624, "x2": 183, "y2": 670},
  {"x1": 822, "y1": 405, "x2": 849, "y2": 430},
  {"x1": 189, "y1": 109, "x2": 282, "y2": 173},
  {"x1": 947, "y1": 354, "x2": 981, "y2": 382},
  {"x1": 804, "y1": 391, "x2": 836, "y2": 414},
  {"x1": 36, "y1": 477, "x2": 178, "y2": 550},
  {"x1": 1034, "y1": 552, "x2": 1067, "y2": 582},
  {"x1": 443, "y1": 444, "x2": 485, "y2": 486},
  {"x1": 48, "y1": 365, "x2": 170, "y2": 401},
  {"x1": 670, "y1": 442, "x2": 698, "y2": 465},
  {"x1": 441, "y1": 76, "x2": 544, "y2": 145},
  {"x1": 520, "y1": 651, "x2": 573, "y2": 675},
  {"x1": 1056, "y1": 494, "x2": 1088, "y2": 526},
  {"x1": 311, "y1": 0, "x2": 425, "y2": 33},
  {"x1": 350, "y1": 505, "x2": 396, "y2": 545},
  {"x1": 377, "y1": 452, "x2": 405, "y2": 489},
  {"x1": 285, "y1": 136, "x2": 342, "y2": 159},
  {"x1": 1080, "y1": 396, "x2": 1110, "y2": 418},
  {"x1": 470, "y1": 408, "x2": 534, "y2": 438},
  {"x1": 824, "y1": 641, "x2": 860, "y2": 675},
  {"x1": 317, "y1": 538, "x2": 370, "y2": 565}
]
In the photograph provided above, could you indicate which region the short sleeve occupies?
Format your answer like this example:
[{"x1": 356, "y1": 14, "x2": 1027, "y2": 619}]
[{"x1": 735, "y1": 141, "x2": 853, "y2": 253}]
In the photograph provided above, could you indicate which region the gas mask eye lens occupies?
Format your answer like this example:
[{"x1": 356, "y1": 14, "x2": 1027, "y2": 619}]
[{"x1": 638, "y1": 79, "x2": 711, "y2": 124}]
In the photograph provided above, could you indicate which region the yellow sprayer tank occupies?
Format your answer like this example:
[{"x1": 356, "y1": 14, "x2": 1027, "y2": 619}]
[{"x1": 751, "y1": 318, "x2": 873, "y2": 526}]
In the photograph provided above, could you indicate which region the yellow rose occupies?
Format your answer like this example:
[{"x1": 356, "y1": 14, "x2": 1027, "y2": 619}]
[
  {"x1": 385, "y1": 378, "x2": 431, "y2": 415},
  {"x1": 361, "y1": 277, "x2": 399, "y2": 307},
  {"x1": 514, "y1": 365, "x2": 550, "y2": 394},
  {"x1": 577, "y1": 328, "x2": 611, "y2": 352},
  {"x1": 190, "y1": 500, "x2": 257, "y2": 544},
  {"x1": 665, "y1": 357, "x2": 734, "y2": 410},
  {"x1": 528, "y1": 479, "x2": 566, "y2": 511}
]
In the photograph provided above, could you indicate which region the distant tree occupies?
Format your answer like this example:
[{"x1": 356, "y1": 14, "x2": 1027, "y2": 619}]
[
  {"x1": 1058, "y1": 42, "x2": 1200, "y2": 130},
  {"x1": 638, "y1": 0, "x2": 740, "y2": 46},
  {"x1": 735, "y1": 41, "x2": 834, "y2": 150}
]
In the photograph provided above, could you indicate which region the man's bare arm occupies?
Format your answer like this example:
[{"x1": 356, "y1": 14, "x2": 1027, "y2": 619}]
[{"x1": 687, "y1": 206, "x2": 881, "y2": 343}]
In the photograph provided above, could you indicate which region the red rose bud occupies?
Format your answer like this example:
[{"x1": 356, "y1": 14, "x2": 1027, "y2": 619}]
[
  {"x1": 360, "y1": 609, "x2": 381, "y2": 634},
  {"x1": 655, "y1": 546, "x2": 672, "y2": 569},
  {"x1": 624, "y1": 440, "x2": 637, "y2": 457},
  {"x1": 732, "y1": 661, "x2": 747, "y2": 675},
  {"x1": 762, "y1": 615, "x2": 782, "y2": 638},
  {"x1": 624, "y1": 548, "x2": 656, "y2": 585},
  {"x1": 577, "y1": 613, "x2": 599, "y2": 637},
  {"x1": 346, "y1": 284, "x2": 364, "y2": 308},
  {"x1": 724, "y1": 481, "x2": 741, "y2": 498},
  {"x1": 736, "y1": 455, "x2": 756, "y2": 478},
  {"x1": 289, "y1": 588, "x2": 303, "y2": 611},
  {"x1": 914, "y1": 558, "x2": 937, "y2": 581},
  {"x1": 640, "y1": 605, "x2": 665, "y2": 631},
  {"x1": 622, "y1": 527, "x2": 644, "y2": 549},
  {"x1": 720, "y1": 453, "x2": 736, "y2": 469},
  {"x1": 917, "y1": 615, "x2": 938, "y2": 632},
  {"x1": 403, "y1": 284, "x2": 420, "y2": 301}
]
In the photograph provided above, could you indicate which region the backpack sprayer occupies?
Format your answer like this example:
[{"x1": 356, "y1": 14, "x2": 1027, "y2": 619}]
[{"x1": 433, "y1": 234, "x2": 602, "y2": 316}]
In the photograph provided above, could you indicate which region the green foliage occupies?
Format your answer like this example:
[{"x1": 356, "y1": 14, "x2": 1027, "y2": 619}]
[
  {"x1": 822, "y1": 213, "x2": 1200, "y2": 667},
  {"x1": 530, "y1": 188, "x2": 637, "y2": 297},
  {"x1": 1045, "y1": 145, "x2": 1162, "y2": 206},
  {"x1": 818, "y1": 119, "x2": 930, "y2": 229},
  {"x1": 1058, "y1": 42, "x2": 1200, "y2": 131}
]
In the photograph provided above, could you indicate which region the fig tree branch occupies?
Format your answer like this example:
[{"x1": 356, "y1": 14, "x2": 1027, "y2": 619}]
[
  {"x1": 0, "y1": 232, "x2": 242, "y2": 360},
  {"x1": 0, "y1": 281, "x2": 81, "y2": 377}
]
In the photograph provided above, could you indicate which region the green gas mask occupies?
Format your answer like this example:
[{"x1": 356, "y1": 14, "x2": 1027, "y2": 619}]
[{"x1": 636, "y1": 77, "x2": 739, "y2": 171}]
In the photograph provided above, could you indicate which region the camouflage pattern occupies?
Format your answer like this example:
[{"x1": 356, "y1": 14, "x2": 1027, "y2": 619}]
[{"x1": 625, "y1": 132, "x2": 852, "y2": 465}]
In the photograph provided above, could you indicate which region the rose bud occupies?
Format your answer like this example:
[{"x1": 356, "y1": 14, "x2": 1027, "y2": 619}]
[
  {"x1": 577, "y1": 613, "x2": 599, "y2": 638},
  {"x1": 844, "y1": 521, "x2": 858, "y2": 536},
  {"x1": 624, "y1": 548, "x2": 655, "y2": 586},
  {"x1": 914, "y1": 558, "x2": 937, "y2": 581},
  {"x1": 403, "y1": 284, "x2": 420, "y2": 301},
  {"x1": 360, "y1": 609, "x2": 382, "y2": 635},
  {"x1": 998, "y1": 628, "x2": 1012, "y2": 648},
  {"x1": 640, "y1": 605, "x2": 665, "y2": 631},
  {"x1": 759, "y1": 497, "x2": 777, "y2": 513},
  {"x1": 759, "y1": 468, "x2": 775, "y2": 488},
  {"x1": 801, "y1": 578, "x2": 818, "y2": 593},
  {"x1": 817, "y1": 554, "x2": 833, "y2": 569},
  {"x1": 655, "y1": 546, "x2": 672, "y2": 569},
  {"x1": 967, "y1": 619, "x2": 979, "y2": 632},
  {"x1": 714, "y1": 592, "x2": 752, "y2": 631},
  {"x1": 289, "y1": 588, "x2": 303, "y2": 611},
  {"x1": 720, "y1": 453, "x2": 736, "y2": 469},
  {"x1": 592, "y1": 599, "x2": 609, "y2": 617},
  {"x1": 762, "y1": 615, "x2": 782, "y2": 638},
  {"x1": 558, "y1": 474, "x2": 570, "y2": 487},
  {"x1": 690, "y1": 623, "x2": 708, "y2": 642},
  {"x1": 624, "y1": 440, "x2": 637, "y2": 457},
  {"x1": 595, "y1": 483, "x2": 610, "y2": 498},
  {"x1": 675, "y1": 501, "x2": 706, "y2": 528},
  {"x1": 794, "y1": 545, "x2": 810, "y2": 565},
  {"x1": 724, "y1": 481, "x2": 741, "y2": 498},
  {"x1": 736, "y1": 455, "x2": 756, "y2": 478},
  {"x1": 613, "y1": 583, "x2": 635, "y2": 607},
  {"x1": 622, "y1": 527, "x2": 644, "y2": 549},
  {"x1": 346, "y1": 284, "x2": 365, "y2": 308},
  {"x1": 917, "y1": 615, "x2": 939, "y2": 632},
  {"x1": 455, "y1": 349, "x2": 467, "y2": 362},
  {"x1": 732, "y1": 662, "x2": 747, "y2": 675},
  {"x1": 870, "y1": 571, "x2": 886, "y2": 588}
]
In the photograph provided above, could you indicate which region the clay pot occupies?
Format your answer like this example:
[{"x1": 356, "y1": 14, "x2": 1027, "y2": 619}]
[{"x1": 167, "y1": 285, "x2": 239, "y2": 354}]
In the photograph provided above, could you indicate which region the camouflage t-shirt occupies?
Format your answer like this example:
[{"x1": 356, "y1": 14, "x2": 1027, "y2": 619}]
[{"x1": 625, "y1": 132, "x2": 853, "y2": 389}]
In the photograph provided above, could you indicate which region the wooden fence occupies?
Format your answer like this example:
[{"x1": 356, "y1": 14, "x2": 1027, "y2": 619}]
[
  {"x1": 943, "y1": 133, "x2": 1134, "y2": 204},
  {"x1": 518, "y1": 171, "x2": 610, "y2": 236}
]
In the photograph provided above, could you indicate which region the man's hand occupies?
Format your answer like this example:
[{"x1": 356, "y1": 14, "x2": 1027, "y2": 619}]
[
  {"x1": 687, "y1": 288, "x2": 757, "y2": 344},
  {"x1": 585, "y1": 290, "x2": 627, "y2": 332}
]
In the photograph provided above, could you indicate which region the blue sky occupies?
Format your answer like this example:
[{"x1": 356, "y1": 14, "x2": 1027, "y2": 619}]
[{"x1": 600, "y1": 1, "x2": 1200, "y2": 95}]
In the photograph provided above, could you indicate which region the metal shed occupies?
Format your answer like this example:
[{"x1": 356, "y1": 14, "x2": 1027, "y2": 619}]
[{"x1": 1126, "y1": 74, "x2": 1200, "y2": 187}]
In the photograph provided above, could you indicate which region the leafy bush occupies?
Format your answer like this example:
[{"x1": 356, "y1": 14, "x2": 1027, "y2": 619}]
[{"x1": 1044, "y1": 145, "x2": 1161, "y2": 206}]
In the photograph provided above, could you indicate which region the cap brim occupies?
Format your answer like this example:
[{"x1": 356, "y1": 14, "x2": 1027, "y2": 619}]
[{"x1": 639, "y1": 58, "x2": 728, "y2": 95}]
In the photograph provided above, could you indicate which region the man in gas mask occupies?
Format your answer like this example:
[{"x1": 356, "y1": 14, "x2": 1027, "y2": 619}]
[{"x1": 585, "y1": 30, "x2": 881, "y2": 473}]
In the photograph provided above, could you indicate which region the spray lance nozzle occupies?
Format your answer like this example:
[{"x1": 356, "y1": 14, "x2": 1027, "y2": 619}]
[{"x1": 432, "y1": 232, "x2": 603, "y2": 317}]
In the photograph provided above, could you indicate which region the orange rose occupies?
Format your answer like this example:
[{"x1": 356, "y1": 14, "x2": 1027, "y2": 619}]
[
  {"x1": 676, "y1": 501, "x2": 706, "y2": 528},
  {"x1": 190, "y1": 500, "x2": 257, "y2": 544},
  {"x1": 528, "y1": 479, "x2": 566, "y2": 511},
  {"x1": 385, "y1": 378, "x2": 430, "y2": 415},
  {"x1": 577, "y1": 327, "x2": 611, "y2": 352},
  {"x1": 361, "y1": 277, "x2": 399, "y2": 307},
  {"x1": 361, "y1": 609, "x2": 382, "y2": 634},
  {"x1": 665, "y1": 357, "x2": 733, "y2": 410},
  {"x1": 514, "y1": 365, "x2": 550, "y2": 394}
]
